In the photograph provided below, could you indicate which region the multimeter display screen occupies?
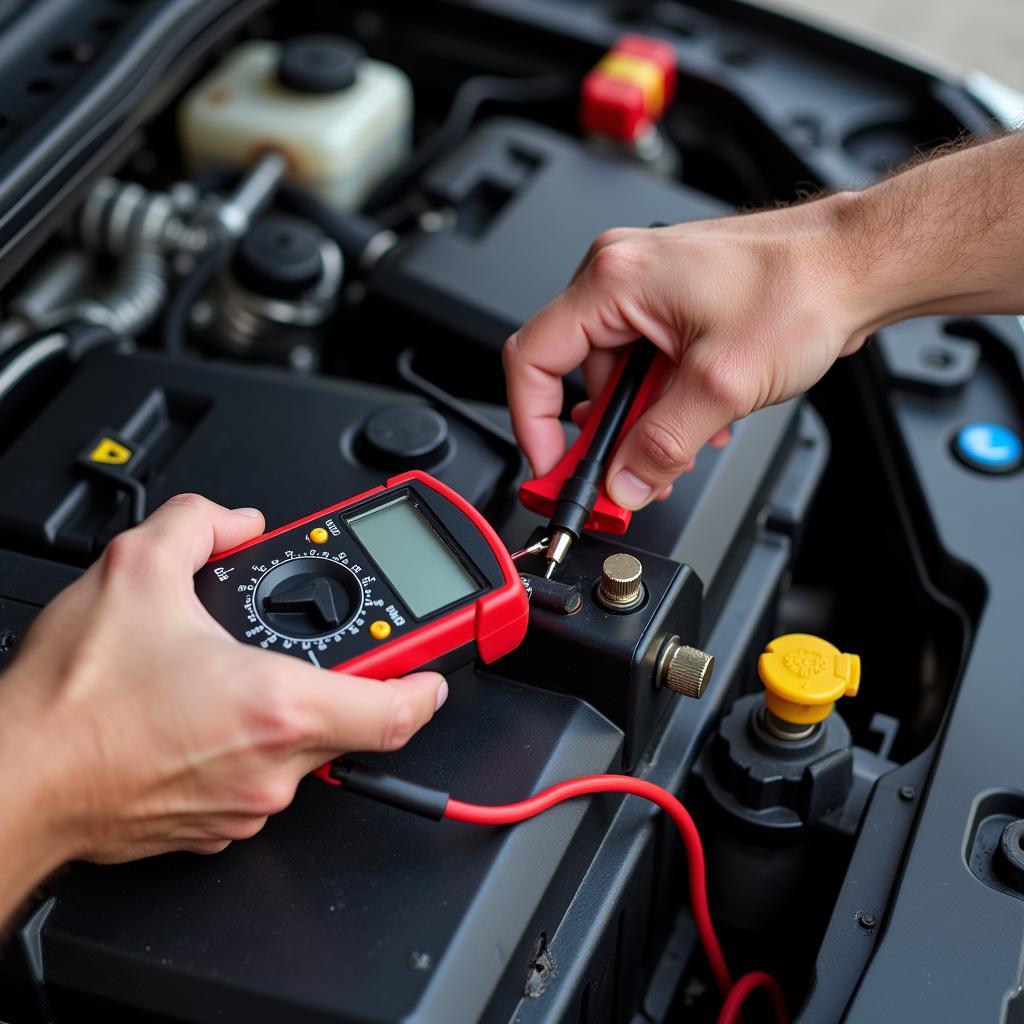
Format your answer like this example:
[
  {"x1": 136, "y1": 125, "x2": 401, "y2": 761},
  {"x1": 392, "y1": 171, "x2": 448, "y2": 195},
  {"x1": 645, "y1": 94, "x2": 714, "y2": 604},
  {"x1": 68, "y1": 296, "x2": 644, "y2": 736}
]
[{"x1": 348, "y1": 496, "x2": 480, "y2": 617}]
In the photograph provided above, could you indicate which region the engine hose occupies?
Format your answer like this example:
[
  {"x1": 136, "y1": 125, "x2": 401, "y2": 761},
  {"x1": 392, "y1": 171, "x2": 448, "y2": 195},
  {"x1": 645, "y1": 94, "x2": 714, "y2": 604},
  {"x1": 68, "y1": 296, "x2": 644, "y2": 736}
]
[{"x1": 161, "y1": 239, "x2": 225, "y2": 356}]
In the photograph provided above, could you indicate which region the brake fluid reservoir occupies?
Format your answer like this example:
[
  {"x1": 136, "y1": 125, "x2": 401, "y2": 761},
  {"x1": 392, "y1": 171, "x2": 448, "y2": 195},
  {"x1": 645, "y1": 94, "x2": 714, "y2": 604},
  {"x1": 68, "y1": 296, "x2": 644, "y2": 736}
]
[{"x1": 178, "y1": 36, "x2": 412, "y2": 211}]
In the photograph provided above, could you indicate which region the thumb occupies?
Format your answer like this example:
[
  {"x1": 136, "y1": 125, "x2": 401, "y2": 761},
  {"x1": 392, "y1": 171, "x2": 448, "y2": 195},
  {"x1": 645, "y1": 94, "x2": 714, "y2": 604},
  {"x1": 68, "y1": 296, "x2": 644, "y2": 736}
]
[
  {"x1": 290, "y1": 667, "x2": 448, "y2": 761},
  {"x1": 606, "y1": 348, "x2": 740, "y2": 509},
  {"x1": 133, "y1": 493, "x2": 266, "y2": 572},
  {"x1": 504, "y1": 282, "x2": 644, "y2": 478}
]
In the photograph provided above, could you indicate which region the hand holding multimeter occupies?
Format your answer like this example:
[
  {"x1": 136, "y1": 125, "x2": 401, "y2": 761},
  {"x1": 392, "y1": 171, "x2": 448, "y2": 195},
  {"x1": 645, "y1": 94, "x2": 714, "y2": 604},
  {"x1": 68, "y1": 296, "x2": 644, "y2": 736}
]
[{"x1": 194, "y1": 342, "x2": 670, "y2": 679}]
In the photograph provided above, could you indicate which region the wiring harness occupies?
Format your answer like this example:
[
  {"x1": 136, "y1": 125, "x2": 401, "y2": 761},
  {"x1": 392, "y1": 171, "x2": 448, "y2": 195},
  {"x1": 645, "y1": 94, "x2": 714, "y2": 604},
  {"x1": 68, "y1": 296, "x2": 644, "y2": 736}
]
[{"x1": 329, "y1": 761, "x2": 789, "y2": 1024}]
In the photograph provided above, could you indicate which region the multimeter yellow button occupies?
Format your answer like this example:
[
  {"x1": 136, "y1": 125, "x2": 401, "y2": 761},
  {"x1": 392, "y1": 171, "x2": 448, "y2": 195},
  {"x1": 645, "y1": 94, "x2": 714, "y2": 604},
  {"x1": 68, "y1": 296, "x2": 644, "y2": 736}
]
[
  {"x1": 369, "y1": 620, "x2": 392, "y2": 640},
  {"x1": 309, "y1": 527, "x2": 329, "y2": 544},
  {"x1": 758, "y1": 633, "x2": 860, "y2": 725}
]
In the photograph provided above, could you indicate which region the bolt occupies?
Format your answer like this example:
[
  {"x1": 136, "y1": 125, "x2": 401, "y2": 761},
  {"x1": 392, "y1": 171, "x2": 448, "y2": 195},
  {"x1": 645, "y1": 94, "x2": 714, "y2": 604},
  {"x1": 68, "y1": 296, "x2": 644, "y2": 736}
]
[
  {"x1": 899, "y1": 785, "x2": 917, "y2": 802},
  {"x1": 0, "y1": 630, "x2": 18, "y2": 652},
  {"x1": 408, "y1": 951, "x2": 432, "y2": 971},
  {"x1": 857, "y1": 912, "x2": 877, "y2": 930}
]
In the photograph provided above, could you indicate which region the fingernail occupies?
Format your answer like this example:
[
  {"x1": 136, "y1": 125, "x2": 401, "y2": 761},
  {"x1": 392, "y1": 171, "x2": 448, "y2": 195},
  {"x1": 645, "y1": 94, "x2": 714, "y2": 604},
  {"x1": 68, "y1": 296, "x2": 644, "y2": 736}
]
[
  {"x1": 609, "y1": 470, "x2": 653, "y2": 510},
  {"x1": 434, "y1": 680, "x2": 449, "y2": 711},
  {"x1": 232, "y1": 507, "x2": 262, "y2": 518}
]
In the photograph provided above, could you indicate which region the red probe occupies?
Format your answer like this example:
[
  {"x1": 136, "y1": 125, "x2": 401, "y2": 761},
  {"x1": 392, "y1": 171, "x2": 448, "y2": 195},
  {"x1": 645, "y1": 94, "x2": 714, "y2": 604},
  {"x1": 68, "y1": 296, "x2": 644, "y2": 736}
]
[
  {"x1": 329, "y1": 762, "x2": 789, "y2": 1024},
  {"x1": 519, "y1": 341, "x2": 675, "y2": 578}
]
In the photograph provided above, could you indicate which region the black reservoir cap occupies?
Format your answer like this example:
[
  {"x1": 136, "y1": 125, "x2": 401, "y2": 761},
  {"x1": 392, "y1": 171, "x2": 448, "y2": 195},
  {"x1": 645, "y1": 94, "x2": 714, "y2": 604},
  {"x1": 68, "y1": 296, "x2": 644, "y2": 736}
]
[
  {"x1": 233, "y1": 215, "x2": 323, "y2": 300},
  {"x1": 278, "y1": 35, "x2": 364, "y2": 94},
  {"x1": 358, "y1": 405, "x2": 450, "y2": 470}
]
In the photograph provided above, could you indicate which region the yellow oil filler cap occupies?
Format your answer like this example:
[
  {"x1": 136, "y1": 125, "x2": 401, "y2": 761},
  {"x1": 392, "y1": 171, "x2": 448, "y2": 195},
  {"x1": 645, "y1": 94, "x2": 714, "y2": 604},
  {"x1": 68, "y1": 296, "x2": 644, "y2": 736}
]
[{"x1": 757, "y1": 634, "x2": 860, "y2": 726}]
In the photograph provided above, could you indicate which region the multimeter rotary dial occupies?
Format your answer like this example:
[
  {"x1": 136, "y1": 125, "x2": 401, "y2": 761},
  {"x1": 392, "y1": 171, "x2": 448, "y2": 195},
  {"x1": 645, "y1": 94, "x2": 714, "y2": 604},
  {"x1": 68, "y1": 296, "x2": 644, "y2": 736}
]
[{"x1": 250, "y1": 552, "x2": 370, "y2": 643}]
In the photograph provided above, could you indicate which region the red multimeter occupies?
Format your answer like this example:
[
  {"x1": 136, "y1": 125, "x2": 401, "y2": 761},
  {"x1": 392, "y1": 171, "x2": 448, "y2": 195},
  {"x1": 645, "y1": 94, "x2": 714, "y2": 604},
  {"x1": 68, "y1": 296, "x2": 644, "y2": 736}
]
[{"x1": 194, "y1": 470, "x2": 529, "y2": 683}]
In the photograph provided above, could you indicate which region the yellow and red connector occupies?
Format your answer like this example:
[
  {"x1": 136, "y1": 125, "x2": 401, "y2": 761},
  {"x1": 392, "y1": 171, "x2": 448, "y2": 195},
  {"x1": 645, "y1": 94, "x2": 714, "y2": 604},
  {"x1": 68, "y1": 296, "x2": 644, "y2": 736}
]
[{"x1": 580, "y1": 34, "x2": 677, "y2": 141}]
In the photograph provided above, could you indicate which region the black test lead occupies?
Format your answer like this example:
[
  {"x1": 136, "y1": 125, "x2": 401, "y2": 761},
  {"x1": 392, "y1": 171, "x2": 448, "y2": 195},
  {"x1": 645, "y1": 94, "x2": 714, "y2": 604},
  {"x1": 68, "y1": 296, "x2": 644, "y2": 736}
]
[{"x1": 542, "y1": 342, "x2": 658, "y2": 578}]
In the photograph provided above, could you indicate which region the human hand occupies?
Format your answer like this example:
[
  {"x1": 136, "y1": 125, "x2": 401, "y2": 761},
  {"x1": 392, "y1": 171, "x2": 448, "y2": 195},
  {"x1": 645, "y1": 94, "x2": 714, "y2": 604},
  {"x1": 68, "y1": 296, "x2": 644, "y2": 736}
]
[
  {"x1": 503, "y1": 196, "x2": 870, "y2": 510},
  {"x1": 0, "y1": 494, "x2": 445, "y2": 908}
]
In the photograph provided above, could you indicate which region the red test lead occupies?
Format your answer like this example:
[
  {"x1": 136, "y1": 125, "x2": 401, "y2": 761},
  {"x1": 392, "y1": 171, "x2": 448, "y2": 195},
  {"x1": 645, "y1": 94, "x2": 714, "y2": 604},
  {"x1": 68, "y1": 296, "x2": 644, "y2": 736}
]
[
  {"x1": 328, "y1": 761, "x2": 789, "y2": 1024},
  {"x1": 519, "y1": 340, "x2": 674, "y2": 579}
]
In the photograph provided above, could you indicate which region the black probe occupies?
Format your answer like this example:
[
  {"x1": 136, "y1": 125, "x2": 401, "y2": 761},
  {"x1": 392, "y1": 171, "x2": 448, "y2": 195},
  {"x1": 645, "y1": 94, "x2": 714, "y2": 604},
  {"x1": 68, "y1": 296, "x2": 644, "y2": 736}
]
[{"x1": 543, "y1": 341, "x2": 656, "y2": 578}]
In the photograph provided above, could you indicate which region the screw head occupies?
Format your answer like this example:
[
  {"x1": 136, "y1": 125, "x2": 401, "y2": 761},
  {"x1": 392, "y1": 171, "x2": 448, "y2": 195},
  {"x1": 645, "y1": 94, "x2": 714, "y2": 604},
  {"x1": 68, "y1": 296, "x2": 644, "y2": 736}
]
[
  {"x1": 408, "y1": 950, "x2": 432, "y2": 971},
  {"x1": 996, "y1": 819, "x2": 1024, "y2": 890},
  {"x1": 899, "y1": 785, "x2": 917, "y2": 801},
  {"x1": 858, "y1": 912, "x2": 877, "y2": 930}
]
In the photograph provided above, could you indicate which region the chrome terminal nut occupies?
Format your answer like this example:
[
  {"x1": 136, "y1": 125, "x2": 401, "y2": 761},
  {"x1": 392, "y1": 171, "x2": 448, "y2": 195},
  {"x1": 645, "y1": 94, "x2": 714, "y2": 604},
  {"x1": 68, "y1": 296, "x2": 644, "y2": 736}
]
[{"x1": 658, "y1": 637, "x2": 715, "y2": 699}]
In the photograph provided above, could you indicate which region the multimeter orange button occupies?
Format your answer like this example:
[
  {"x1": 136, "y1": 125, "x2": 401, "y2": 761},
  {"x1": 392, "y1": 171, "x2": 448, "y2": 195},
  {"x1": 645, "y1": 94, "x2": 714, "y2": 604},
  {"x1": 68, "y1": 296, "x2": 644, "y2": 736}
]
[
  {"x1": 369, "y1": 620, "x2": 392, "y2": 640},
  {"x1": 309, "y1": 527, "x2": 329, "y2": 544}
]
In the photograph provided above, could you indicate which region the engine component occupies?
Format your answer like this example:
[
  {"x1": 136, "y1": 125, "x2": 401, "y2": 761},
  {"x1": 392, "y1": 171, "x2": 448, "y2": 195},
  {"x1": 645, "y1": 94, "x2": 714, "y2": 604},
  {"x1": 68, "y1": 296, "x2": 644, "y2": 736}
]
[
  {"x1": 368, "y1": 118, "x2": 726, "y2": 353},
  {"x1": 5, "y1": 153, "x2": 291, "y2": 351},
  {"x1": 579, "y1": 34, "x2": 681, "y2": 173},
  {"x1": 501, "y1": 532, "x2": 703, "y2": 768},
  {"x1": 0, "y1": 349, "x2": 505, "y2": 559},
  {"x1": 356, "y1": 403, "x2": 450, "y2": 470},
  {"x1": 75, "y1": 177, "x2": 208, "y2": 257},
  {"x1": 693, "y1": 633, "x2": 861, "y2": 930},
  {"x1": 210, "y1": 150, "x2": 290, "y2": 240},
  {"x1": 204, "y1": 213, "x2": 342, "y2": 361},
  {"x1": 232, "y1": 215, "x2": 326, "y2": 298},
  {"x1": 0, "y1": 251, "x2": 91, "y2": 355},
  {"x1": 71, "y1": 247, "x2": 167, "y2": 337},
  {"x1": 178, "y1": 37, "x2": 412, "y2": 212},
  {"x1": 758, "y1": 632, "x2": 861, "y2": 736},
  {"x1": 580, "y1": 34, "x2": 677, "y2": 143}
]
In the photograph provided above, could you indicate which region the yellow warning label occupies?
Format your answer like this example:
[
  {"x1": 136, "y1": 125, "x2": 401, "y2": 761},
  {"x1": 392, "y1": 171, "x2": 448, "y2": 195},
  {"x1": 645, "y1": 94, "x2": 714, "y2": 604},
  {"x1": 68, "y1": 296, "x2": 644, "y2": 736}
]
[{"x1": 89, "y1": 437, "x2": 133, "y2": 465}]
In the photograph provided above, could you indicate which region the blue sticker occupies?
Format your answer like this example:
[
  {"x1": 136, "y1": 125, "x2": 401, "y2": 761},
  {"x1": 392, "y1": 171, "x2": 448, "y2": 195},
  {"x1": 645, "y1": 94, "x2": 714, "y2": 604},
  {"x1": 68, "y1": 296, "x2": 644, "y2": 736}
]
[{"x1": 954, "y1": 422, "x2": 1022, "y2": 473}]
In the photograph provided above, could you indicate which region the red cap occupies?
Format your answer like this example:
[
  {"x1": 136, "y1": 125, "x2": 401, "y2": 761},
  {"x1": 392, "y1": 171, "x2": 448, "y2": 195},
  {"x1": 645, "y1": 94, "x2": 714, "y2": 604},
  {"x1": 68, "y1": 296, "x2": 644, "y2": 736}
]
[
  {"x1": 615, "y1": 33, "x2": 677, "y2": 106},
  {"x1": 580, "y1": 68, "x2": 648, "y2": 141}
]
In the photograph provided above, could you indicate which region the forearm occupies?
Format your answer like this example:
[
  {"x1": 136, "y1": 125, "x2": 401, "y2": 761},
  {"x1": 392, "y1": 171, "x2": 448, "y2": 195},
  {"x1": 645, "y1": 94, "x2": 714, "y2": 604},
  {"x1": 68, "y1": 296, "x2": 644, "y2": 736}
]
[
  {"x1": 829, "y1": 130, "x2": 1024, "y2": 333},
  {"x1": 0, "y1": 696, "x2": 70, "y2": 926}
]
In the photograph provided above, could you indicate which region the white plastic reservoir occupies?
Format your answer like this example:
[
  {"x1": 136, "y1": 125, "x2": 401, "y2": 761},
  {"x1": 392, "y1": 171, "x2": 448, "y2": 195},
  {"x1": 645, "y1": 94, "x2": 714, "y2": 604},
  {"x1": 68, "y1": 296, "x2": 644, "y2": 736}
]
[{"x1": 178, "y1": 38, "x2": 412, "y2": 212}]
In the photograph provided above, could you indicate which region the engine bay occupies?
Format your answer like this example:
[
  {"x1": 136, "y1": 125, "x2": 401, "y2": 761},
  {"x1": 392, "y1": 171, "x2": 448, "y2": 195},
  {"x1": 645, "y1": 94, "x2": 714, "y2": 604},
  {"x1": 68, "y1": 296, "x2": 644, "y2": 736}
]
[{"x1": 0, "y1": 2, "x2": 1022, "y2": 1022}]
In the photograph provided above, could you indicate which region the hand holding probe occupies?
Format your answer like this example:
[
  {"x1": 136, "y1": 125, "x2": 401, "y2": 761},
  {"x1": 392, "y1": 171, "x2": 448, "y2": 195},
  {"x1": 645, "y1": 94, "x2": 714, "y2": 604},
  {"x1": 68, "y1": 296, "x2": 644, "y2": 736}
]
[{"x1": 518, "y1": 340, "x2": 675, "y2": 578}]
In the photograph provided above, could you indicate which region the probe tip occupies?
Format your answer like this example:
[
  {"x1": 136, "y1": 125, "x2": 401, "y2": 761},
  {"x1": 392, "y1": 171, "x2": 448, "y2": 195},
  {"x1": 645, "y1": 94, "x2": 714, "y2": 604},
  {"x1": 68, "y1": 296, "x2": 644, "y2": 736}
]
[{"x1": 542, "y1": 529, "x2": 574, "y2": 580}]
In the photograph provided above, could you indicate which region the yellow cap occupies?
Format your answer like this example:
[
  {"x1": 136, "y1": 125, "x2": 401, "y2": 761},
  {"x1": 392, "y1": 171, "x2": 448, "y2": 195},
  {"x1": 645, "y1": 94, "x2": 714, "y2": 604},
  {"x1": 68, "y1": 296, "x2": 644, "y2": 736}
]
[
  {"x1": 757, "y1": 634, "x2": 860, "y2": 725},
  {"x1": 309, "y1": 527, "x2": 329, "y2": 545},
  {"x1": 369, "y1": 620, "x2": 392, "y2": 641}
]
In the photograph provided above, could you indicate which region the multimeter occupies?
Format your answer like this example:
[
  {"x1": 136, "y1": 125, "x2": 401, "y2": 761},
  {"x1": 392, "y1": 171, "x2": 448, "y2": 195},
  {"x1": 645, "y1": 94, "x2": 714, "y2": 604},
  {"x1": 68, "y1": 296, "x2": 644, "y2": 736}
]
[{"x1": 194, "y1": 470, "x2": 529, "y2": 679}]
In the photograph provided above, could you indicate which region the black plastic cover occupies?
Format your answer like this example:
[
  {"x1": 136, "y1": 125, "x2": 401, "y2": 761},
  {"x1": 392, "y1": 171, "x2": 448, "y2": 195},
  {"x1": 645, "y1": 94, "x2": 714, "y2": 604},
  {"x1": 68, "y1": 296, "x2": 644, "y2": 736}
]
[
  {"x1": 0, "y1": 349, "x2": 505, "y2": 559},
  {"x1": 370, "y1": 118, "x2": 728, "y2": 352}
]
